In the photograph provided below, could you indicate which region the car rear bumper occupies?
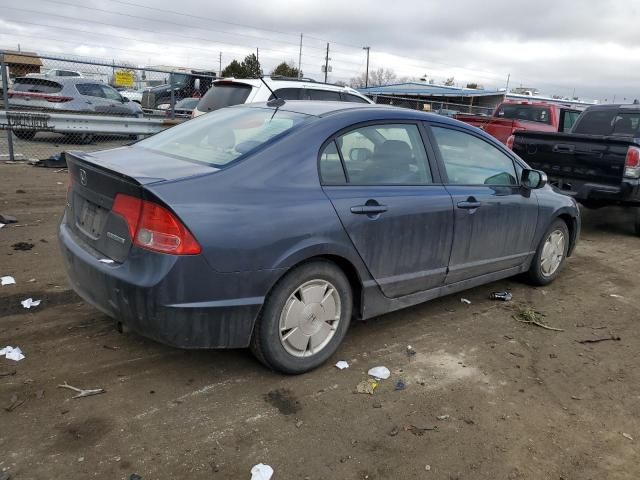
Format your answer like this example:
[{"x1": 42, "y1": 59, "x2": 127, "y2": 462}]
[
  {"x1": 58, "y1": 217, "x2": 280, "y2": 348},
  {"x1": 550, "y1": 176, "x2": 640, "y2": 204}
]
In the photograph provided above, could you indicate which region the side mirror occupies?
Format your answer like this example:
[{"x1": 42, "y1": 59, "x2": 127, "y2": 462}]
[
  {"x1": 193, "y1": 78, "x2": 201, "y2": 91},
  {"x1": 122, "y1": 96, "x2": 130, "y2": 103},
  {"x1": 521, "y1": 169, "x2": 547, "y2": 189}
]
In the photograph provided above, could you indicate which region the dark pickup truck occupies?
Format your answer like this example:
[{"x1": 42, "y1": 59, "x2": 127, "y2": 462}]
[{"x1": 510, "y1": 104, "x2": 640, "y2": 231}]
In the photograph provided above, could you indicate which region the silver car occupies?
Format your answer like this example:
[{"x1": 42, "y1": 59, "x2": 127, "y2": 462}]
[{"x1": 9, "y1": 77, "x2": 142, "y2": 140}]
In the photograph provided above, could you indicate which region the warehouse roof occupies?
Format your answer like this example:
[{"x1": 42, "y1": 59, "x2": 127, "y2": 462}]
[
  {"x1": 2, "y1": 51, "x2": 43, "y2": 67},
  {"x1": 358, "y1": 82, "x2": 504, "y2": 97}
]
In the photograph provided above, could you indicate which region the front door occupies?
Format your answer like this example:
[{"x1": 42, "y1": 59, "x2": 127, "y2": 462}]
[
  {"x1": 428, "y1": 124, "x2": 539, "y2": 284},
  {"x1": 320, "y1": 123, "x2": 454, "y2": 298}
]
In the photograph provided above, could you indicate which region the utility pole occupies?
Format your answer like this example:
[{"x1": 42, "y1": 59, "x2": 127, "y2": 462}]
[
  {"x1": 324, "y1": 43, "x2": 330, "y2": 83},
  {"x1": 219, "y1": 52, "x2": 222, "y2": 77},
  {"x1": 298, "y1": 33, "x2": 303, "y2": 79},
  {"x1": 505, "y1": 72, "x2": 510, "y2": 92},
  {"x1": 256, "y1": 48, "x2": 259, "y2": 63},
  {"x1": 362, "y1": 46, "x2": 370, "y2": 88}
]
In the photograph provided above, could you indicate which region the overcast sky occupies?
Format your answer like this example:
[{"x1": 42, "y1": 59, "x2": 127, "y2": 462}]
[{"x1": 2, "y1": 0, "x2": 639, "y2": 101}]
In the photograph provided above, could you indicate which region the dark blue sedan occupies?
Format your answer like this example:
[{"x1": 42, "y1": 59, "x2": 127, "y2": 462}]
[{"x1": 59, "y1": 101, "x2": 580, "y2": 373}]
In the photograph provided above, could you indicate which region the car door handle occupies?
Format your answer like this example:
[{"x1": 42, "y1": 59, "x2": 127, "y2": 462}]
[
  {"x1": 553, "y1": 143, "x2": 575, "y2": 154},
  {"x1": 350, "y1": 205, "x2": 388, "y2": 214},
  {"x1": 457, "y1": 201, "x2": 482, "y2": 209}
]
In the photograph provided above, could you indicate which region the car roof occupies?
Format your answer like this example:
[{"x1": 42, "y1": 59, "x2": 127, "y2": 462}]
[
  {"x1": 243, "y1": 100, "x2": 464, "y2": 126},
  {"x1": 585, "y1": 103, "x2": 640, "y2": 111},
  {"x1": 213, "y1": 77, "x2": 366, "y2": 95}
]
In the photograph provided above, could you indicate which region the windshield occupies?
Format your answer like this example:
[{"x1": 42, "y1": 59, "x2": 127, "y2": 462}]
[
  {"x1": 496, "y1": 104, "x2": 552, "y2": 124},
  {"x1": 197, "y1": 83, "x2": 253, "y2": 112},
  {"x1": 136, "y1": 106, "x2": 310, "y2": 167},
  {"x1": 176, "y1": 98, "x2": 199, "y2": 109}
]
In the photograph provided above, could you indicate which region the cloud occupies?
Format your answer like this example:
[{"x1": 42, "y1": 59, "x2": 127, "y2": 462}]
[{"x1": 1, "y1": 0, "x2": 639, "y2": 101}]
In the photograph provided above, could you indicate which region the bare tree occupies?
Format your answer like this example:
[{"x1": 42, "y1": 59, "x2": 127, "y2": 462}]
[
  {"x1": 444, "y1": 77, "x2": 455, "y2": 86},
  {"x1": 349, "y1": 68, "x2": 397, "y2": 88}
]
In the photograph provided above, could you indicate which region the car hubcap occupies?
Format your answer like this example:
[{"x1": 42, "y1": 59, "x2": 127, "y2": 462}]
[
  {"x1": 540, "y1": 229, "x2": 565, "y2": 277},
  {"x1": 279, "y1": 279, "x2": 341, "y2": 357}
]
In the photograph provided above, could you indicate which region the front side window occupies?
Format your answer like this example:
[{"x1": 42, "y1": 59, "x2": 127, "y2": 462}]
[
  {"x1": 136, "y1": 106, "x2": 309, "y2": 167},
  {"x1": 101, "y1": 85, "x2": 123, "y2": 102},
  {"x1": 432, "y1": 126, "x2": 517, "y2": 185},
  {"x1": 562, "y1": 110, "x2": 581, "y2": 132},
  {"x1": 329, "y1": 124, "x2": 431, "y2": 185}
]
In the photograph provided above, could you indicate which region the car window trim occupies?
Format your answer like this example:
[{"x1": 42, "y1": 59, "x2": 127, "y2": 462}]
[
  {"x1": 424, "y1": 121, "x2": 523, "y2": 187},
  {"x1": 317, "y1": 119, "x2": 440, "y2": 187}
]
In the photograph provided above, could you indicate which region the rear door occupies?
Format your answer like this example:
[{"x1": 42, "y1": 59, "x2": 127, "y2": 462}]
[
  {"x1": 100, "y1": 85, "x2": 131, "y2": 115},
  {"x1": 320, "y1": 122, "x2": 454, "y2": 298},
  {"x1": 428, "y1": 124, "x2": 538, "y2": 283},
  {"x1": 75, "y1": 83, "x2": 112, "y2": 113}
]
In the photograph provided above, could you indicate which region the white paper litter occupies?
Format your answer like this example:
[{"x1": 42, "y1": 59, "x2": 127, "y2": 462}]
[
  {"x1": 368, "y1": 366, "x2": 391, "y2": 380},
  {"x1": 0, "y1": 346, "x2": 25, "y2": 362},
  {"x1": 335, "y1": 360, "x2": 349, "y2": 370},
  {"x1": 461, "y1": 298, "x2": 471, "y2": 305},
  {"x1": 99, "y1": 259, "x2": 115, "y2": 264},
  {"x1": 610, "y1": 294, "x2": 624, "y2": 299},
  {"x1": 1, "y1": 276, "x2": 16, "y2": 286},
  {"x1": 622, "y1": 432, "x2": 634, "y2": 441},
  {"x1": 0, "y1": 223, "x2": 5, "y2": 229},
  {"x1": 21, "y1": 298, "x2": 41, "y2": 309},
  {"x1": 250, "y1": 463, "x2": 274, "y2": 480}
]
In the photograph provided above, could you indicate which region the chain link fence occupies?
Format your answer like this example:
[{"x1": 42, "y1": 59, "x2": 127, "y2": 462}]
[
  {"x1": 369, "y1": 94, "x2": 495, "y2": 117},
  {"x1": 1, "y1": 51, "x2": 216, "y2": 163}
]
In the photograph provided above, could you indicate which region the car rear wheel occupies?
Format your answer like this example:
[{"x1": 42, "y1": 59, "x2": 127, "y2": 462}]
[
  {"x1": 250, "y1": 260, "x2": 352, "y2": 374},
  {"x1": 13, "y1": 130, "x2": 36, "y2": 140},
  {"x1": 526, "y1": 219, "x2": 569, "y2": 286}
]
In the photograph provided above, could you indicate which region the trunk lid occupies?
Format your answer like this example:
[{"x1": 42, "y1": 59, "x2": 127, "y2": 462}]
[{"x1": 65, "y1": 148, "x2": 216, "y2": 261}]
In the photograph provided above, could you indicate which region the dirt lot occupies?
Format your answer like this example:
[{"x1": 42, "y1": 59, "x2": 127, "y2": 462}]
[{"x1": 1, "y1": 163, "x2": 639, "y2": 480}]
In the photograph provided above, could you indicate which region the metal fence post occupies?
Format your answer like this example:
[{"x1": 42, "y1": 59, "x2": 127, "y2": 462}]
[
  {"x1": 1, "y1": 53, "x2": 15, "y2": 162},
  {"x1": 169, "y1": 71, "x2": 175, "y2": 119}
]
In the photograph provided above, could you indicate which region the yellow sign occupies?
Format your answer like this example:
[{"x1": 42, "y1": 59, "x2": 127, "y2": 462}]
[{"x1": 114, "y1": 70, "x2": 135, "y2": 88}]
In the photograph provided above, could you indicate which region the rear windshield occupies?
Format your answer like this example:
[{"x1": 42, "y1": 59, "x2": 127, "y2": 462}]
[
  {"x1": 12, "y1": 78, "x2": 63, "y2": 94},
  {"x1": 136, "y1": 106, "x2": 309, "y2": 166},
  {"x1": 495, "y1": 104, "x2": 552, "y2": 124},
  {"x1": 196, "y1": 83, "x2": 252, "y2": 112}
]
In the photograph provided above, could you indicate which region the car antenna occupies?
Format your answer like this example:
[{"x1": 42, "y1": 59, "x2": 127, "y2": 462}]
[{"x1": 262, "y1": 76, "x2": 286, "y2": 108}]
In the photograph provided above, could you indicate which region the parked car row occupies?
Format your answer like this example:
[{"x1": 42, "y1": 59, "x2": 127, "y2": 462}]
[{"x1": 60, "y1": 99, "x2": 579, "y2": 374}]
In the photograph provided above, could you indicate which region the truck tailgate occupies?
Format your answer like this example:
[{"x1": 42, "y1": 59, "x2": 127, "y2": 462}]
[{"x1": 512, "y1": 131, "x2": 630, "y2": 187}]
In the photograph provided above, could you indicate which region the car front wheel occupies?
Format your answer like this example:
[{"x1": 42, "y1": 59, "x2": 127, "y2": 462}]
[
  {"x1": 526, "y1": 219, "x2": 570, "y2": 286},
  {"x1": 250, "y1": 260, "x2": 352, "y2": 374},
  {"x1": 13, "y1": 130, "x2": 36, "y2": 140}
]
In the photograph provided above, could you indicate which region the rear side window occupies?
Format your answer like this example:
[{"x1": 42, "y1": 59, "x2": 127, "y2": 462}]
[
  {"x1": 197, "y1": 83, "x2": 252, "y2": 112},
  {"x1": 612, "y1": 112, "x2": 640, "y2": 136},
  {"x1": 270, "y1": 88, "x2": 302, "y2": 100},
  {"x1": 12, "y1": 78, "x2": 62, "y2": 94},
  {"x1": 343, "y1": 93, "x2": 370, "y2": 104},
  {"x1": 136, "y1": 106, "x2": 309, "y2": 167},
  {"x1": 432, "y1": 126, "x2": 517, "y2": 186},
  {"x1": 319, "y1": 141, "x2": 346, "y2": 184},
  {"x1": 303, "y1": 89, "x2": 342, "y2": 101},
  {"x1": 330, "y1": 124, "x2": 432, "y2": 185},
  {"x1": 76, "y1": 83, "x2": 106, "y2": 98},
  {"x1": 572, "y1": 109, "x2": 617, "y2": 135},
  {"x1": 495, "y1": 104, "x2": 552, "y2": 124}
]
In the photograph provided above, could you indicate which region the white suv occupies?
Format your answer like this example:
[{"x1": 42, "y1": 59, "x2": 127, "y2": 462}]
[{"x1": 192, "y1": 76, "x2": 372, "y2": 117}]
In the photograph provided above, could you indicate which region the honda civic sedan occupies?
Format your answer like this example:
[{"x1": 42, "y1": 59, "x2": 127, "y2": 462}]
[{"x1": 59, "y1": 101, "x2": 580, "y2": 373}]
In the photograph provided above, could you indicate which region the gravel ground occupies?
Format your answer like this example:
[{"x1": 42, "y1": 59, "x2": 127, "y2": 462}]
[{"x1": 1, "y1": 163, "x2": 639, "y2": 480}]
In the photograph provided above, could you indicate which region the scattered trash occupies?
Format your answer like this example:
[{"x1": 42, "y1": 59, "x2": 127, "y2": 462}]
[
  {"x1": 463, "y1": 418, "x2": 475, "y2": 425},
  {"x1": 425, "y1": 465, "x2": 431, "y2": 471},
  {"x1": 250, "y1": 463, "x2": 274, "y2": 480},
  {"x1": 405, "y1": 424, "x2": 437, "y2": 436},
  {"x1": 0, "y1": 214, "x2": 17, "y2": 224},
  {"x1": 490, "y1": 291, "x2": 513, "y2": 301},
  {"x1": 388, "y1": 426, "x2": 400, "y2": 437},
  {"x1": 513, "y1": 306, "x2": 564, "y2": 331},
  {"x1": 57, "y1": 381, "x2": 106, "y2": 399},
  {"x1": 12, "y1": 242, "x2": 34, "y2": 251},
  {"x1": 622, "y1": 433, "x2": 633, "y2": 441},
  {"x1": 99, "y1": 259, "x2": 115, "y2": 264},
  {"x1": 35, "y1": 153, "x2": 68, "y2": 169},
  {"x1": 103, "y1": 345, "x2": 119, "y2": 351},
  {"x1": 609, "y1": 294, "x2": 624, "y2": 299},
  {"x1": 571, "y1": 396, "x2": 582, "y2": 400},
  {"x1": 1, "y1": 276, "x2": 16, "y2": 286},
  {"x1": 406, "y1": 345, "x2": 416, "y2": 357},
  {"x1": 577, "y1": 335, "x2": 621, "y2": 344},
  {"x1": 128, "y1": 474, "x2": 142, "y2": 480},
  {"x1": 28, "y1": 278, "x2": 36, "y2": 283},
  {"x1": 436, "y1": 414, "x2": 450, "y2": 420},
  {"x1": 0, "y1": 223, "x2": 4, "y2": 229},
  {"x1": 460, "y1": 298, "x2": 471, "y2": 305},
  {"x1": 509, "y1": 351, "x2": 525, "y2": 358},
  {"x1": 356, "y1": 379, "x2": 378, "y2": 395},
  {"x1": 335, "y1": 360, "x2": 349, "y2": 370},
  {"x1": 394, "y1": 380, "x2": 406, "y2": 391},
  {"x1": 21, "y1": 298, "x2": 41, "y2": 309},
  {"x1": 367, "y1": 366, "x2": 390, "y2": 380},
  {"x1": 295, "y1": 419, "x2": 303, "y2": 428},
  {"x1": 5, "y1": 394, "x2": 25, "y2": 412},
  {"x1": 1, "y1": 346, "x2": 25, "y2": 362}
]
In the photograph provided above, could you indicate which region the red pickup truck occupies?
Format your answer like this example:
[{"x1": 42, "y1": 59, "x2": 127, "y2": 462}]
[{"x1": 455, "y1": 101, "x2": 583, "y2": 145}]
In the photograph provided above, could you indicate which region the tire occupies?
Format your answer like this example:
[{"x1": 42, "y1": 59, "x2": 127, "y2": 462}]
[
  {"x1": 525, "y1": 219, "x2": 570, "y2": 286},
  {"x1": 634, "y1": 208, "x2": 640, "y2": 237},
  {"x1": 250, "y1": 260, "x2": 352, "y2": 374},
  {"x1": 13, "y1": 130, "x2": 36, "y2": 140},
  {"x1": 67, "y1": 133, "x2": 95, "y2": 145}
]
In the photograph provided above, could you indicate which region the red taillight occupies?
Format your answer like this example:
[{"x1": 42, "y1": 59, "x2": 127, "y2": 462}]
[
  {"x1": 44, "y1": 95, "x2": 73, "y2": 103},
  {"x1": 624, "y1": 146, "x2": 640, "y2": 178},
  {"x1": 8, "y1": 91, "x2": 73, "y2": 102},
  {"x1": 112, "y1": 194, "x2": 200, "y2": 255},
  {"x1": 506, "y1": 134, "x2": 515, "y2": 150}
]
